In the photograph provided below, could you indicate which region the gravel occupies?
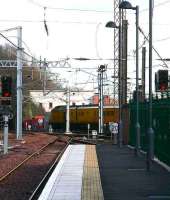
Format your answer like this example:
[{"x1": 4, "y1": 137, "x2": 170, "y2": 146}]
[{"x1": 0, "y1": 132, "x2": 70, "y2": 200}]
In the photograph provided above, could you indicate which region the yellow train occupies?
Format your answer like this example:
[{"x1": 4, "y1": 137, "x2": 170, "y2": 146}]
[{"x1": 49, "y1": 105, "x2": 119, "y2": 133}]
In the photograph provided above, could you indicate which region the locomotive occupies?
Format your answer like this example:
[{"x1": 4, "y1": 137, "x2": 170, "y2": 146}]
[
  {"x1": 23, "y1": 115, "x2": 45, "y2": 131},
  {"x1": 49, "y1": 105, "x2": 119, "y2": 133}
]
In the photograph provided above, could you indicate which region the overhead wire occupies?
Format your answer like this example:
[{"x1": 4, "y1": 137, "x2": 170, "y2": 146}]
[
  {"x1": 154, "y1": 36, "x2": 170, "y2": 43},
  {"x1": 137, "y1": 26, "x2": 169, "y2": 68},
  {"x1": 0, "y1": 31, "x2": 40, "y2": 64},
  {"x1": 0, "y1": 32, "x2": 17, "y2": 50},
  {"x1": 43, "y1": 7, "x2": 49, "y2": 36},
  {"x1": 0, "y1": 17, "x2": 103, "y2": 94},
  {"x1": 27, "y1": 0, "x2": 113, "y2": 13},
  {"x1": 140, "y1": 0, "x2": 170, "y2": 13},
  {"x1": 0, "y1": 30, "x2": 53, "y2": 91},
  {"x1": 0, "y1": 19, "x2": 101, "y2": 26}
]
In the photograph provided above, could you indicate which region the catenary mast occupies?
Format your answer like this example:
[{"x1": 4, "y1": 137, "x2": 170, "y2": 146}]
[{"x1": 113, "y1": 0, "x2": 126, "y2": 105}]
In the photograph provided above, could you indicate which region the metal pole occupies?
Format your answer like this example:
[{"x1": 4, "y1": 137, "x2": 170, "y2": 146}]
[
  {"x1": 17, "y1": 26, "x2": 23, "y2": 140},
  {"x1": 118, "y1": 24, "x2": 123, "y2": 147},
  {"x1": 98, "y1": 71, "x2": 101, "y2": 134},
  {"x1": 65, "y1": 87, "x2": 70, "y2": 133},
  {"x1": 142, "y1": 47, "x2": 146, "y2": 101},
  {"x1": 101, "y1": 67, "x2": 104, "y2": 135},
  {"x1": 43, "y1": 58, "x2": 47, "y2": 95},
  {"x1": 122, "y1": 19, "x2": 128, "y2": 105},
  {"x1": 147, "y1": 0, "x2": 154, "y2": 171},
  {"x1": 88, "y1": 123, "x2": 90, "y2": 139},
  {"x1": 119, "y1": 19, "x2": 128, "y2": 147},
  {"x1": 135, "y1": 6, "x2": 141, "y2": 156},
  {"x1": 3, "y1": 115, "x2": 9, "y2": 154}
]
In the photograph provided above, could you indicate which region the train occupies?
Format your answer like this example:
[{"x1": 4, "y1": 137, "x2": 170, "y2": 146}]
[
  {"x1": 49, "y1": 105, "x2": 119, "y2": 133},
  {"x1": 23, "y1": 115, "x2": 46, "y2": 131}
]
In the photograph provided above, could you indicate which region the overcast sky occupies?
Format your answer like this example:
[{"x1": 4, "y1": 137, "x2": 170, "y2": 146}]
[{"x1": 0, "y1": 0, "x2": 170, "y2": 94}]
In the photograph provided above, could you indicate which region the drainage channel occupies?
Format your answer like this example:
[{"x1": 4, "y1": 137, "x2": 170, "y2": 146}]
[{"x1": 148, "y1": 196, "x2": 170, "y2": 199}]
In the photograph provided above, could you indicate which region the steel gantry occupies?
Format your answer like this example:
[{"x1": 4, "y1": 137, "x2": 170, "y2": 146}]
[
  {"x1": 98, "y1": 65, "x2": 107, "y2": 135},
  {"x1": 0, "y1": 57, "x2": 71, "y2": 140},
  {"x1": 113, "y1": 0, "x2": 126, "y2": 105}
]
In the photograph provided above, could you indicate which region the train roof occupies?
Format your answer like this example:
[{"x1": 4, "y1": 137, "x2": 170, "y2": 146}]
[{"x1": 51, "y1": 104, "x2": 118, "y2": 112}]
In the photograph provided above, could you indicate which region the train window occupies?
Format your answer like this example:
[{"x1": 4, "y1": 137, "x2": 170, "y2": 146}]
[{"x1": 49, "y1": 102, "x2": 53, "y2": 109}]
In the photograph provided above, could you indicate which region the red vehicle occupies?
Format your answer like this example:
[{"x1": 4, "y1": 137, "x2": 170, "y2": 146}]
[{"x1": 23, "y1": 115, "x2": 45, "y2": 131}]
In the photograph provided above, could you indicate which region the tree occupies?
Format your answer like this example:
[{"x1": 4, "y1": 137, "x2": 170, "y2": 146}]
[{"x1": 0, "y1": 43, "x2": 64, "y2": 125}]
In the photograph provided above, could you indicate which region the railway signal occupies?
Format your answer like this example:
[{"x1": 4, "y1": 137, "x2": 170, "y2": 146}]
[
  {"x1": 1, "y1": 76, "x2": 12, "y2": 105},
  {"x1": 155, "y1": 70, "x2": 168, "y2": 92}
]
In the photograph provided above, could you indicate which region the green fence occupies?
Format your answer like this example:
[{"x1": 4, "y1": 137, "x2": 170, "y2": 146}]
[{"x1": 129, "y1": 98, "x2": 170, "y2": 166}]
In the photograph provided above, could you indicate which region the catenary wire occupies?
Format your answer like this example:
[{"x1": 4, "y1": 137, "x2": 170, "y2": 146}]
[{"x1": 27, "y1": 0, "x2": 113, "y2": 13}]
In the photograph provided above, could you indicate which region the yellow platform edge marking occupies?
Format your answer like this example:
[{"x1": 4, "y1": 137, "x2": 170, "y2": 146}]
[{"x1": 81, "y1": 145, "x2": 104, "y2": 200}]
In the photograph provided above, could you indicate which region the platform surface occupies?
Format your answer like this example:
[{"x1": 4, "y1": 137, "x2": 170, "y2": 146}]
[
  {"x1": 39, "y1": 142, "x2": 170, "y2": 200},
  {"x1": 38, "y1": 144, "x2": 104, "y2": 200},
  {"x1": 96, "y1": 144, "x2": 170, "y2": 200}
]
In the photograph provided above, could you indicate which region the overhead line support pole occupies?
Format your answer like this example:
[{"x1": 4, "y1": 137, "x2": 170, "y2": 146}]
[
  {"x1": 17, "y1": 26, "x2": 23, "y2": 140},
  {"x1": 147, "y1": 0, "x2": 154, "y2": 171}
]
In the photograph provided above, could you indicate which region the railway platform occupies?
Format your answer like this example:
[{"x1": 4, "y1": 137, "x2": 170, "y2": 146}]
[
  {"x1": 38, "y1": 142, "x2": 170, "y2": 200},
  {"x1": 38, "y1": 144, "x2": 104, "y2": 200},
  {"x1": 96, "y1": 144, "x2": 170, "y2": 200}
]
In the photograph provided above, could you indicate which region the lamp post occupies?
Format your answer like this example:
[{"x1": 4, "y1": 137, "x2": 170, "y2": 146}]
[
  {"x1": 119, "y1": 1, "x2": 140, "y2": 155},
  {"x1": 105, "y1": 21, "x2": 123, "y2": 147}
]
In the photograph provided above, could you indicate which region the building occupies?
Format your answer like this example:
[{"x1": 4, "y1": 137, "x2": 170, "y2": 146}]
[
  {"x1": 30, "y1": 90, "x2": 94, "y2": 112},
  {"x1": 89, "y1": 94, "x2": 116, "y2": 105}
]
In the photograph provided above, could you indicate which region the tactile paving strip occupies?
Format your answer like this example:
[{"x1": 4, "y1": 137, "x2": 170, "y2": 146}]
[{"x1": 81, "y1": 145, "x2": 104, "y2": 200}]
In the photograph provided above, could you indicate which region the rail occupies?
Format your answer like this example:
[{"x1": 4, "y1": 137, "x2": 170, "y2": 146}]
[
  {"x1": 0, "y1": 137, "x2": 68, "y2": 182},
  {"x1": 29, "y1": 137, "x2": 72, "y2": 200}
]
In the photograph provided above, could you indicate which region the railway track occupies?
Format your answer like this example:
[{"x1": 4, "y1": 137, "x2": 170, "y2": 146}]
[
  {"x1": 29, "y1": 138, "x2": 71, "y2": 200},
  {"x1": 29, "y1": 136, "x2": 99, "y2": 199},
  {"x1": 0, "y1": 135, "x2": 72, "y2": 200},
  {"x1": 28, "y1": 135, "x2": 97, "y2": 199}
]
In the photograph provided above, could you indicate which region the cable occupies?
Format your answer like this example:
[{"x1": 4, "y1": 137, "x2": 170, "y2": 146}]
[
  {"x1": 153, "y1": 0, "x2": 170, "y2": 8},
  {"x1": 43, "y1": 7, "x2": 49, "y2": 36},
  {"x1": 154, "y1": 36, "x2": 170, "y2": 43},
  {"x1": 27, "y1": 0, "x2": 113, "y2": 13},
  {"x1": 138, "y1": 26, "x2": 169, "y2": 68},
  {"x1": 0, "y1": 31, "x2": 39, "y2": 63},
  {"x1": 0, "y1": 19, "x2": 100, "y2": 26},
  {"x1": 0, "y1": 32, "x2": 17, "y2": 49},
  {"x1": 95, "y1": 23, "x2": 102, "y2": 59},
  {"x1": 0, "y1": 29, "x2": 42, "y2": 63},
  {"x1": 140, "y1": 0, "x2": 170, "y2": 13}
]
